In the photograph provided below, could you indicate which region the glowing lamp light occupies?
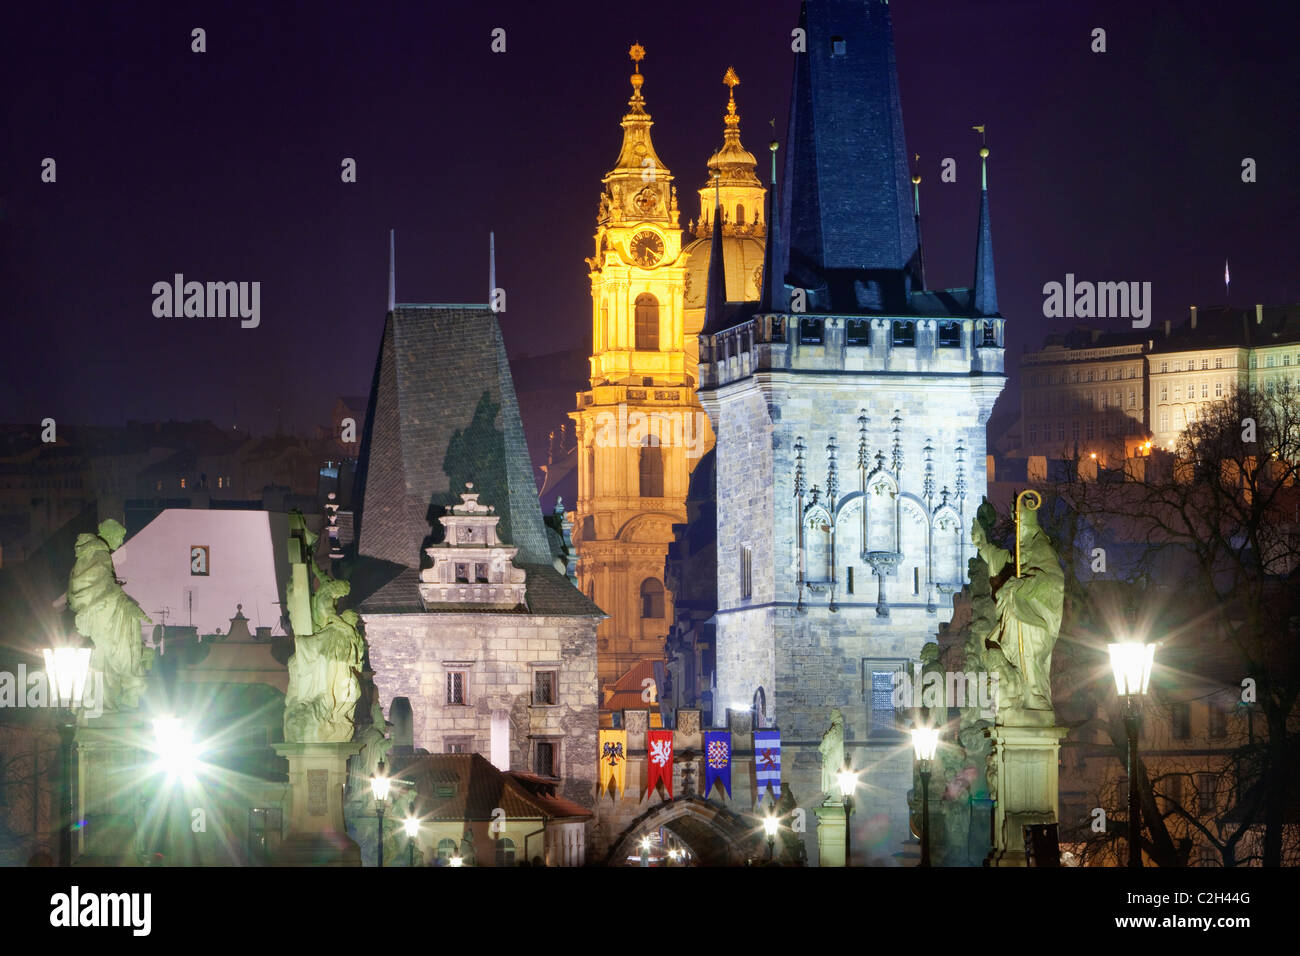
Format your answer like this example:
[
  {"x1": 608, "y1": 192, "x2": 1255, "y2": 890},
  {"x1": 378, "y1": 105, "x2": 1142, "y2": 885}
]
[
  {"x1": 762, "y1": 814, "x2": 779, "y2": 839},
  {"x1": 836, "y1": 767, "x2": 857, "y2": 800},
  {"x1": 42, "y1": 647, "x2": 93, "y2": 710},
  {"x1": 911, "y1": 726, "x2": 941, "y2": 763},
  {"x1": 639, "y1": 836, "x2": 652, "y2": 852},
  {"x1": 1108, "y1": 642, "x2": 1156, "y2": 698},
  {"x1": 449, "y1": 851, "x2": 463, "y2": 867},
  {"x1": 370, "y1": 759, "x2": 392, "y2": 802},
  {"x1": 152, "y1": 717, "x2": 199, "y2": 780},
  {"x1": 403, "y1": 816, "x2": 419, "y2": 839}
]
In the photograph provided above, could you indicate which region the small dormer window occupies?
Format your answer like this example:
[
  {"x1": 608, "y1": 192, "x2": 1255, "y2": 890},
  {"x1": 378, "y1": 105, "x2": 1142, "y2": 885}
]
[{"x1": 831, "y1": 36, "x2": 846, "y2": 56}]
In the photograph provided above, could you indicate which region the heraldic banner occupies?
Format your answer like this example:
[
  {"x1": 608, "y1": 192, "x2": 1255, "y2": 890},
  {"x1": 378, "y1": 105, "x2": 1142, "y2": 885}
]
[
  {"x1": 703, "y1": 730, "x2": 731, "y2": 799},
  {"x1": 599, "y1": 729, "x2": 627, "y2": 796},
  {"x1": 754, "y1": 729, "x2": 781, "y2": 801},
  {"x1": 646, "y1": 729, "x2": 673, "y2": 798}
]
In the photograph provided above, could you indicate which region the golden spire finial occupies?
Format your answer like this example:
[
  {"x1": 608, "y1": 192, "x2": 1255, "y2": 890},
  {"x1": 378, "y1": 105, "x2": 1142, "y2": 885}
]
[
  {"x1": 629, "y1": 43, "x2": 646, "y2": 71},
  {"x1": 724, "y1": 66, "x2": 740, "y2": 114}
]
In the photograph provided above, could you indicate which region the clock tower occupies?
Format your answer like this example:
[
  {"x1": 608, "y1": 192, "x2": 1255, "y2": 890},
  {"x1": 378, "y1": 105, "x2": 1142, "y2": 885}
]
[{"x1": 571, "y1": 45, "x2": 713, "y2": 693}]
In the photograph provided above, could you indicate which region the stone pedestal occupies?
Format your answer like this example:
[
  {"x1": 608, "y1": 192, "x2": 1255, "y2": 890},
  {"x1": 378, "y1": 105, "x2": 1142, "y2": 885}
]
[
  {"x1": 272, "y1": 741, "x2": 362, "y2": 866},
  {"x1": 76, "y1": 711, "x2": 152, "y2": 865},
  {"x1": 814, "y1": 802, "x2": 847, "y2": 867},
  {"x1": 984, "y1": 715, "x2": 1067, "y2": 867}
]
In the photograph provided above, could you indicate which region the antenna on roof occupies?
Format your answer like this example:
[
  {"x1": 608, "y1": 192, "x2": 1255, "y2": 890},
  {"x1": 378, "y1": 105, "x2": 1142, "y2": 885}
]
[
  {"x1": 388, "y1": 229, "x2": 396, "y2": 312},
  {"x1": 1224, "y1": 259, "x2": 1230, "y2": 303}
]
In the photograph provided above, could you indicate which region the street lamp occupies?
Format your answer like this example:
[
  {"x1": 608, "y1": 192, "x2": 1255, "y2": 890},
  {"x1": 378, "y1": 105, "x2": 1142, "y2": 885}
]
[
  {"x1": 449, "y1": 849, "x2": 463, "y2": 867},
  {"x1": 639, "y1": 835, "x2": 652, "y2": 867},
  {"x1": 370, "y1": 758, "x2": 392, "y2": 868},
  {"x1": 403, "y1": 803, "x2": 419, "y2": 867},
  {"x1": 837, "y1": 766, "x2": 857, "y2": 867},
  {"x1": 762, "y1": 813, "x2": 779, "y2": 862},
  {"x1": 911, "y1": 726, "x2": 941, "y2": 867},
  {"x1": 42, "y1": 646, "x2": 92, "y2": 867},
  {"x1": 1109, "y1": 641, "x2": 1156, "y2": 868}
]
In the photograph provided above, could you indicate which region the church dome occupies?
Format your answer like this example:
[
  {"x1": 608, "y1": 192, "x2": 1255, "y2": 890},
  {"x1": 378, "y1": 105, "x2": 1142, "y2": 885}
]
[{"x1": 680, "y1": 234, "x2": 766, "y2": 309}]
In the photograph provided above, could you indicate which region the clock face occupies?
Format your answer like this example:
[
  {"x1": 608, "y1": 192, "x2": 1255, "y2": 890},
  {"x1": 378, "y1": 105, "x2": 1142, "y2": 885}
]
[{"x1": 630, "y1": 230, "x2": 665, "y2": 267}]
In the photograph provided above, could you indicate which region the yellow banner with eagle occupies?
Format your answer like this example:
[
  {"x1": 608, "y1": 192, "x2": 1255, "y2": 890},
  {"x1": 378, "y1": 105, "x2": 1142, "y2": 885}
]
[{"x1": 598, "y1": 729, "x2": 627, "y2": 796}]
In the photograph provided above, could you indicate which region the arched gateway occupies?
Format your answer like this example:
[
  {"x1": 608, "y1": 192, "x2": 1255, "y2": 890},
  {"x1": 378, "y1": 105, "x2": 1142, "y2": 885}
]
[{"x1": 604, "y1": 797, "x2": 764, "y2": 866}]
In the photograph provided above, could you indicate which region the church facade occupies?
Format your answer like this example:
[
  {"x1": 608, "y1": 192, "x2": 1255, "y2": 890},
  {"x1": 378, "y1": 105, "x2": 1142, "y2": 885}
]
[
  {"x1": 694, "y1": 0, "x2": 1006, "y2": 862},
  {"x1": 569, "y1": 51, "x2": 767, "y2": 693}
]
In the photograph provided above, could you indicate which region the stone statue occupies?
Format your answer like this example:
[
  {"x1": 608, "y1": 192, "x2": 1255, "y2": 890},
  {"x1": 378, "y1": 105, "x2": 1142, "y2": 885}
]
[
  {"x1": 283, "y1": 513, "x2": 365, "y2": 742},
  {"x1": 971, "y1": 497, "x2": 1064, "y2": 715},
  {"x1": 67, "y1": 519, "x2": 153, "y2": 711},
  {"x1": 817, "y1": 708, "x2": 845, "y2": 798}
]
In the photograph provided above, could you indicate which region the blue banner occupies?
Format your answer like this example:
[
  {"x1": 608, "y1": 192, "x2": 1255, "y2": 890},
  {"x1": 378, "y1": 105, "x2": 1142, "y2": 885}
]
[
  {"x1": 704, "y1": 730, "x2": 731, "y2": 799},
  {"x1": 754, "y1": 729, "x2": 781, "y2": 801}
]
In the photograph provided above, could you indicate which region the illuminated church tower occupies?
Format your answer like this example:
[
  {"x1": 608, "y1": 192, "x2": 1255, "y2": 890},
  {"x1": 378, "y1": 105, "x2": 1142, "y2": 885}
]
[
  {"x1": 697, "y1": 0, "x2": 1006, "y2": 863},
  {"x1": 572, "y1": 51, "x2": 767, "y2": 692}
]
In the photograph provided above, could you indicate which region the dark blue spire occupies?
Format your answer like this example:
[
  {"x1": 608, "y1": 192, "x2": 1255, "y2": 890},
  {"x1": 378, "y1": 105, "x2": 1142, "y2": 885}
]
[
  {"x1": 973, "y1": 146, "x2": 998, "y2": 315},
  {"x1": 701, "y1": 191, "x2": 728, "y2": 334},
  {"x1": 759, "y1": 138, "x2": 786, "y2": 312},
  {"x1": 782, "y1": 0, "x2": 918, "y2": 282}
]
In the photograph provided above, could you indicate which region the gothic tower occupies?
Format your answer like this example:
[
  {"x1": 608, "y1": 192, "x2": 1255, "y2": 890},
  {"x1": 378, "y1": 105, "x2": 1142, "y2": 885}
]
[
  {"x1": 571, "y1": 46, "x2": 709, "y2": 691},
  {"x1": 697, "y1": 0, "x2": 1006, "y2": 863}
]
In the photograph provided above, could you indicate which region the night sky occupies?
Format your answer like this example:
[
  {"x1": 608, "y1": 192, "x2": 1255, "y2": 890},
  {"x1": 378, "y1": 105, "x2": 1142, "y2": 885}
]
[{"x1": 3, "y1": 0, "x2": 1298, "y2": 437}]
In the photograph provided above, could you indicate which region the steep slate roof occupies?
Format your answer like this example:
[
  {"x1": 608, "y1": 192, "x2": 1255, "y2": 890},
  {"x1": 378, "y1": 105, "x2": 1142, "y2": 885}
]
[
  {"x1": 399, "y1": 752, "x2": 591, "y2": 821},
  {"x1": 347, "y1": 303, "x2": 602, "y2": 619},
  {"x1": 353, "y1": 305, "x2": 552, "y2": 569},
  {"x1": 1151, "y1": 304, "x2": 1300, "y2": 353}
]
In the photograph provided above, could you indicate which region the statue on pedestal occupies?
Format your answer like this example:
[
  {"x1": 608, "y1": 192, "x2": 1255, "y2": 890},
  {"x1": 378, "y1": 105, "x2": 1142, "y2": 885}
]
[
  {"x1": 284, "y1": 512, "x2": 365, "y2": 743},
  {"x1": 818, "y1": 708, "x2": 845, "y2": 801},
  {"x1": 67, "y1": 519, "x2": 153, "y2": 712}
]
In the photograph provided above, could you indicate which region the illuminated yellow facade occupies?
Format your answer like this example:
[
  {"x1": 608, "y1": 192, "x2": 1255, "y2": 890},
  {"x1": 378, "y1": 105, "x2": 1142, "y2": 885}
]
[{"x1": 571, "y1": 51, "x2": 762, "y2": 690}]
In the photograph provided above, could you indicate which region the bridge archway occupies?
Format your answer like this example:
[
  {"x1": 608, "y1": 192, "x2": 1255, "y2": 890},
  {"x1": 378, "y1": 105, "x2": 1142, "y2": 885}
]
[{"x1": 604, "y1": 797, "x2": 763, "y2": 867}]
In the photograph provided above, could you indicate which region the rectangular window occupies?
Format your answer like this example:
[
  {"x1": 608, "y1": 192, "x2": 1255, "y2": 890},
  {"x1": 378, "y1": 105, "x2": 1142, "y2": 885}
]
[
  {"x1": 741, "y1": 547, "x2": 753, "y2": 599},
  {"x1": 535, "y1": 741, "x2": 557, "y2": 778},
  {"x1": 1197, "y1": 774, "x2": 1215, "y2": 813},
  {"x1": 447, "y1": 671, "x2": 466, "y2": 705},
  {"x1": 1209, "y1": 701, "x2": 1227, "y2": 738},
  {"x1": 1201, "y1": 382, "x2": 1208, "y2": 398},
  {"x1": 1160, "y1": 385, "x2": 1168, "y2": 401},
  {"x1": 1215, "y1": 357, "x2": 1223, "y2": 369},
  {"x1": 533, "y1": 670, "x2": 557, "y2": 706},
  {"x1": 1085, "y1": 420, "x2": 1095, "y2": 439},
  {"x1": 1128, "y1": 390, "x2": 1136, "y2": 408},
  {"x1": 1072, "y1": 421, "x2": 1081, "y2": 441},
  {"x1": 1215, "y1": 381, "x2": 1223, "y2": 397},
  {"x1": 1267, "y1": 355, "x2": 1276, "y2": 368},
  {"x1": 1172, "y1": 702, "x2": 1191, "y2": 739},
  {"x1": 1057, "y1": 422, "x2": 1065, "y2": 441},
  {"x1": 1201, "y1": 358, "x2": 1208, "y2": 370},
  {"x1": 1160, "y1": 361, "x2": 1168, "y2": 373},
  {"x1": 1167, "y1": 774, "x2": 1183, "y2": 811},
  {"x1": 1159, "y1": 412, "x2": 1169, "y2": 432},
  {"x1": 846, "y1": 565, "x2": 854, "y2": 595},
  {"x1": 445, "y1": 737, "x2": 472, "y2": 754},
  {"x1": 1173, "y1": 385, "x2": 1182, "y2": 400},
  {"x1": 863, "y1": 660, "x2": 907, "y2": 737},
  {"x1": 912, "y1": 566, "x2": 920, "y2": 595},
  {"x1": 1028, "y1": 425, "x2": 1038, "y2": 445}
]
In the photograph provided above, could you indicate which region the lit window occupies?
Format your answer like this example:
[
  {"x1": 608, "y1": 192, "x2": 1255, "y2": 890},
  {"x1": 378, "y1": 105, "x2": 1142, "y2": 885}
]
[
  {"x1": 180, "y1": 477, "x2": 187, "y2": 489},
  {"x1": 831, "y1": 35, "x2": 846, "y2": 56}
]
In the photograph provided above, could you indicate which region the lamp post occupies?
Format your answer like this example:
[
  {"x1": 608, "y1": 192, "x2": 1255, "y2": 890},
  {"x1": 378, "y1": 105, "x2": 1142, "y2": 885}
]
[
  {"x1": 1109, "y1": 641, "x2": 1156, "y2": 868},
  {"x1": 370, "y1": 758, "x2": 392, "y2": 868},
  {"x1": 837, "y1": 766, "x2": 857, "y2": 867},
  {"x1": 403, "y1": 803, "x2": 419, "y2": 867},
  {"x1": 449, "y1": 849, "x2": 463, "y2": 867},
  {"x1": 639, "y1": 835, "x2": 651, "y2": 867},
  {"x1": 43, "y1": 647, "x2": 92, "y2": 867},
  {"x1": 911, "y1": 726, "x2": 940, "y2": 868},
  {"x1": 151, "y1": 716, "x2": 200, "y2": 865},
  {"x1": 762, "y1": 813, "x2": 779, "y2": 863}
]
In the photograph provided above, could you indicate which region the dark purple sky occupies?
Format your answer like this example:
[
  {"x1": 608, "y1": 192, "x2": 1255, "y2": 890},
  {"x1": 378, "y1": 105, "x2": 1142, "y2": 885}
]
[{"x1": 3, "y1": 0, "x2": 1298, "y2": 437}]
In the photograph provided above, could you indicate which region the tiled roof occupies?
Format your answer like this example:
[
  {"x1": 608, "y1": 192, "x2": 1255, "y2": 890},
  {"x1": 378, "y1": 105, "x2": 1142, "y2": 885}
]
[
  {"x1": 602, "y1": 658, "x2": 665, "y2": 712},
  {"x1": 353, "y1": 305, "x2": 552, "y2": 570},
  {"x1": 397, "y1": 752, "x2": 591, "y2": 821}
]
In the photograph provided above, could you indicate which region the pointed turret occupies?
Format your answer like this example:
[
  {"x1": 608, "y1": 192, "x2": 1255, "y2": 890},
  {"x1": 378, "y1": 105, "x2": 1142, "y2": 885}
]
[
  {"x1": 759, "y1": 136, "x2": 786, "y2": 311},
  {"x1": 599, "y1": 44, "x2": 676, "y2": 229},
  {"x1": 695, "y1": 68, "x2": 765, "y2": 239},
  {"x1": 702, "y1": 177, "x2": 728, "y2": 334},
  {"x1": 972, "y1": 144, "x2": 998, "y2": 316}
]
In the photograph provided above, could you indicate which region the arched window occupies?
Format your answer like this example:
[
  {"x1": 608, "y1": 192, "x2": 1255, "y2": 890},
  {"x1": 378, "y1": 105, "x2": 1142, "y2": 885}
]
[
  {"x1": 437, "y1": 839, "x2": 459, "y2": 863},
  {"x1": 586, "y1": 448, "x2": 596, "y2": 496},
  {"x1": 640, "y1": 578, "x2": 665, "y2": 619},
  {"x1": 753, "y1": 687, "x2": 766, "y2": 728},
  {"x1": 639, "y1": 440, "x2": 663, "y2": 497},
  {"x1": 495, "y1": 837, "x2": 516, "y2": 867},
  {"x1": 635, "y1": 294, "x2": 660, "y2": 351},
  {"x1": 736, "y1": 204, "x2": 745, "y2": 225}
]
